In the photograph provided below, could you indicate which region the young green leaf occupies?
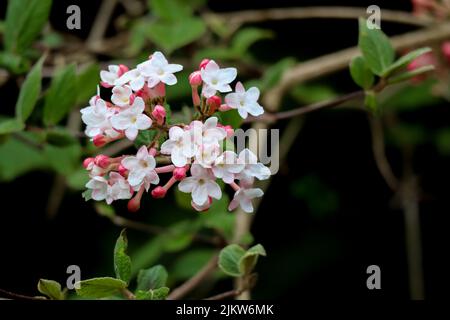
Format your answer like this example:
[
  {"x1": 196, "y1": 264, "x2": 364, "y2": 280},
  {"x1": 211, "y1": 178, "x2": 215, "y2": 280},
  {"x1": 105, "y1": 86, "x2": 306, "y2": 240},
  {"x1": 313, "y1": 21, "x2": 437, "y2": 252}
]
[
  {"x1": 15, "y1": 56, "x2": 44, "y2": 122},
  {"x1": 358, "y1": 17, "x2": 395, "y2": 76},
  {"x1": 37, "y1": 279, "x2": 64, "y2": 300},
  {"x1": 114, "y1": 229, "x2": 132, "y2": 284},
  {"x1": 135, "y1": 287, "x2": 170, "y2": 300},
  {"x1": 4, "y1": 0, "x2": 52, "y2": 54},
  {"x1": 137, "y1": 265, "x2": 168, "y2": 291},
  {"x1": 75, "y1": 277, "x2": 127, "y2": 298},
  {"x1": 0, "y1": 118, "x2": 25, "y2": 135},
  {"x1": 387, "y1": 65, "x2": 435, "y2": 84},
  {"x1": 231, "y1": 28, "x2": 273, "y2": 55},
  {"x1": 43, "y1": 64, "x2": 77, "y2": 126},
  {"x1": 238, "y1": 244, "x2": 267, "y2": 276},
  {"x1": 218, "y1": 244, "x2": 246, "y2": 277},
  {"x1": 76, "y1": 63, "x2": 100, "y2": 105},
  {"x1": 349, "y1": 56, "x2": 375, "y2": 89},
  {"x1": 382, "y1": 47, "x2": 431, "y2": 77}
]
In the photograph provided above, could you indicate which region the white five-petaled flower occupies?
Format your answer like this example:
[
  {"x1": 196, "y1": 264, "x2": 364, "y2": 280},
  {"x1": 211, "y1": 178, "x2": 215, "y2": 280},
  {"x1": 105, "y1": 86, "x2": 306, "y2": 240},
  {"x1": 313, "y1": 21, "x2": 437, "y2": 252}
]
[
  {"x1": 188, "y1": 117, "x2": 227, "y2": 148},
  {"x1": 121, "y1": 146, "x2": 159, "y2": 190},
  {"x1": 100, "y1": 65, "x2": 123, "y2": 87},
  {"x1": 80, "y1": 98, "x2": 117, "y2": 138},
  {"x1": 110, "y1": 97, "x2": 152, "y2": 140},
  {"x1": 160, "y1": 126, "x2": 196, "y2": 167},
  {"x1": 225, "y1": 82, "x2": 264, "y2": 119},
  {"x1": 111, "y1": 85, "x2": 133, "y2": 107},
  {"x1": 138, "y1": 51, "x2": 183, "y2": 88},
  {"x1": 115, "y1": 68, "x2": 147, "y2": 92},
  {"x1": 194, "y1": 143, "x2": 221, "y2": 168},
  {"x1": 236, "y1": 149, "x2": 271, "y2": 181},
  {"x1": 228, "y1": 186, "x2": 264, "y2": 213},
  {"x1": 212, "y1": 151, "x2": 245, "y2": 183},
  {"x1": 201, "y1": 60, "x2": 237, "y2": 98},
  {"x1": 85, "y1": 172, "x2": 132, "y2": 204},
  {"x1": 178, "y1": 165, "x2": 222, "y2": 206}
]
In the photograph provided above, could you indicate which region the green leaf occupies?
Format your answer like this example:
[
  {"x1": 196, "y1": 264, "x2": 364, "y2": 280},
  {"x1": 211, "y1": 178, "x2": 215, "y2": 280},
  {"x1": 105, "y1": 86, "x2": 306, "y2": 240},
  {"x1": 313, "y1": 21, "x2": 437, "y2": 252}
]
[
  {"x1": 231, "y1": 28, "x2": 273, "y2": 55},
  {"x1": 76, "y1": 63, "x2": 100, "y2": 105},
  {"x1": 170, "y1": 249, "x2": 216, "y2": 281},
  {"x1": 4, "y1": 0, "x2": 52, "y2": 54},
  {"x1": 218, "y1": 244, "x2": 246, "y2": 277},
  {"x1": 44, "y1": 144, "x2": 81, "y2": 175},
  {"x1": 387, "y1": 65, "x2": 435, "y2": 84},
  {"x1": 0, "y1": 118, "x2": 25, "y2": 134},
  {"x1": 238, "y1": 244, "x2": 266, "y2": 275},
  {"x1": 67, "y1": 167, "x2": 89, "y2": 190},
  {"x1": 114, "y1": 229, "x2": 132, "y2": 284},
  {"x1": 149, "y1": 0, "x2": 190, "y2": 21},
  {"x1": 147, "y1": 18, "x2": 206, "y2": 54},
  {"x1": 135, "y1": 287, "x2": 170, "y2": 300},
  {"x1": 219, "y1": 109, "x2": 243, "y2": 129},
  {"x1": 43, "y1": 64, "x2": 77, "y2": 126},
  {"x1": 0, "y1": 51, "x2": 29, "y2": 74},
  {"x1": 388, "y1": 123, "x2": 427, "y2": 147},
  {"x1": 137, "y1": 265, "x2": 168, "y2": 291},
  {"x1": 383, "y1": 47, "x2": 431, "y2": 77},
  {"x1": 75, "y1": 277, "x2": 127, "y2": 299},
  {"x1": 349, "y1": 56, "x2": 375, "y2": 89},
  {"x1": 16, "y1": 56, "x2": 44, "y2": 122},
  {"x1": 46, "y1": 128, "x2": 78, "y2": 147},
  {"x1": 134, "y1": 129, "x2": 158, "y2": 149},
  {"x1": 82, "y1": 189, "x2": 93, "y2": 201},
  {"x1": 0, "y1": 133, "x2": 46, "y2": 181},
  {"x1": 358, "y1": 17, "x2": 395, "y2": 76},
  {"x1": 37, "y1": 279, "x2": 64, "y2": 300}
]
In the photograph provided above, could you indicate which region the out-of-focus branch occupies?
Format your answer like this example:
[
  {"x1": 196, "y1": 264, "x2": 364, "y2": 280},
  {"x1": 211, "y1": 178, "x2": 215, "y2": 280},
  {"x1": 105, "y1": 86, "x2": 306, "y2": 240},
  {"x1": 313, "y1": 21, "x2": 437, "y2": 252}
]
[
  {"x1": 263, "y1": 21, "x2": 450, "y2": 110},
  {"x1": 369, "y1": 116, "x2": 399, "y2": 191},
  {"x1": 167, "y1": 254, "x2": 219, "y2": 300},
  {"x1": 206, "y1": 7, "x2": 432, "y2": 35},
  {"x1": 205, "y1": 289, "x2": 243, "y2": 300},
  {"x1": 245, "y1": 90, "x2": 364, "y2": 124},
  {"x1": 0, "y1": 288, "x2": 43, "y2": 300},
  {"x1": 87, "y1": 0, "x2": 118, "y2": 51}
]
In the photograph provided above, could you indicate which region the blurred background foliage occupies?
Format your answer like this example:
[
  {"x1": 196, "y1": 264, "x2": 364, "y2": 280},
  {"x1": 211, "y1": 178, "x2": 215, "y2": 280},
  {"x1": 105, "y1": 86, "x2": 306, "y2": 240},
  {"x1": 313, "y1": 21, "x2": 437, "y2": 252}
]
[{"x1": 0, "y1": 0, "x2": 449, "y2": 299}]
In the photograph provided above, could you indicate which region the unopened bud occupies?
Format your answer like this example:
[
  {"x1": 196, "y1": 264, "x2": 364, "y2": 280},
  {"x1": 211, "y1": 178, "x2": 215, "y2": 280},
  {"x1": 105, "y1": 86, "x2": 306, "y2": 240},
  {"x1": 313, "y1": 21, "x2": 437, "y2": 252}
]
[
  {"x1": 118, "y1": 164, "x2": 128, "y2": 177},
  {"x1": 152, "y1": 105, "x2": 166, "y2": 125},
  {"x1": 94, "y1": 155, "x2": 110, "y2": 168},
  {"x1": 207, "y1": 95, "x2": 221, "y2": 113},
  {"x1": 93, "y1": 135, "x2": 107, "y2": 147},
  {"x1": 173, "y1": 167, "x2": 187, "y2": 181},
  {"x1": 199, "y1": 59, "x2": 210, "y2": 69},
  {"x1": 151, "y1": 186, "x2": 167, "y2": 198},
  {"x1": 189, "y1": 71, "x2": 202, "y2": 86},
  {"x1": 83, "y1": 157, "x2": 95, "y2": 169}
]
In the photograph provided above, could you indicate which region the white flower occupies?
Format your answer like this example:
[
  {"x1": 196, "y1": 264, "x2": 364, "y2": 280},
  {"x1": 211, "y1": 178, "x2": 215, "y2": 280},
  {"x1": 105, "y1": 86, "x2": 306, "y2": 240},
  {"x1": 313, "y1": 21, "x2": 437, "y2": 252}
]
[
  {"x1": 212, "y1": 151, "x2": 244, "y2": 183},
  {"x1": 160, "y1": 126, "x2": 196, "y2": 167},
  {"x1": 110, "y1": 97, "x2": 152, "y2": 140},
  {"x1": 80, "y1": 98, "x2": 116, "y2": 138},
  {"x1": 178, "y1": 164, "x2": 222, "y2": 206},
  {"x1": 138, "y1": 51, "x2": 183, "y2": 88},
  {"x1": 191, "y1": 197, "x2": 212, "y2": 212},
  {"x1": 85, "y1": 173, "x2": 132, "y2": 204},
  {"x1": 188, "y1": 117, "x2": 227, "y2": 148},
  {"x1": 201, "y1": 60, "x2": 237, "y2": 98},
  {"x1": 121, "y1": 146, "x2": 159, "y2": 190},
  {"x1": 115, "y1": 68, "x2": 147, "y2": 92},
  {"x1": 194, "y1": 143, "x2": 221, "y2": 168},
  {"x1": 100, "y1": 65, "x2": 122, "y2": 87},
  {"x1": 228, "y1": 186, "x2": 264, "y2": 213},
  {"x1": 236, "y1": 149, "x2": 271, "y2": 181},
  {"x1": 111, "y1": 85, "x2": 133, "y2": 107},
  {"x1": 225, "y1": 82, "x2": 264, "y2": 119}
]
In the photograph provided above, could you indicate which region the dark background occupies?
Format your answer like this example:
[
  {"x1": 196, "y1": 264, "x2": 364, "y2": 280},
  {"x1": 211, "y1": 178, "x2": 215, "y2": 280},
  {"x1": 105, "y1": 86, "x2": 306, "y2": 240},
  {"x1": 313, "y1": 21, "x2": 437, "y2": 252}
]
[{"x1": 0, "y1": 0, "x2": 448, "y2": 300}]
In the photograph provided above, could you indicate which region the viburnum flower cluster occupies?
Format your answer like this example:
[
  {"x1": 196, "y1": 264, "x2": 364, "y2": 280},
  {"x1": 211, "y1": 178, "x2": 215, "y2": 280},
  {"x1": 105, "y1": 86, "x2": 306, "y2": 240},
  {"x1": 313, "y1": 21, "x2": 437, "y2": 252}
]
[{"x1": 81, "y1": 51, "x2": 270, "y2": 213}]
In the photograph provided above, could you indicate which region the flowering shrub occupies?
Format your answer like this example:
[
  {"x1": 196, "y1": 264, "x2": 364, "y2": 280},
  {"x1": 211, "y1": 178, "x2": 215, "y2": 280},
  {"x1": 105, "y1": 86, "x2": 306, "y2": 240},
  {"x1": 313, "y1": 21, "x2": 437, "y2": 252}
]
[{"x1": 81, "y1": 52, "x2": 271, "y2": 213}]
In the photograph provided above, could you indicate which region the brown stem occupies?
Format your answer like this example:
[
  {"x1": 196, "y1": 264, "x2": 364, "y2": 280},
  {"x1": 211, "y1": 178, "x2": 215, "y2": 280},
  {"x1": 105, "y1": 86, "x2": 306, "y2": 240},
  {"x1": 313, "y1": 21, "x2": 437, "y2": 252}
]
[
  {"x1": 120, "y1": 288, "x2": 135, "y2": 300},
  {"x1": 369, "y1": 116, "x2": 399, "y2": 191},
  {"x1": 167, "y1": 254, "x2": 219, "y2": 300},
  {"x1": 245, "y1": 91, "x2": 364, "y2": 124},
  {"x1": 0, "y1": 288, "x2": 44, "y2": 301},
  {"x1": 86, "y1": 0, "x2": 118, "y2": 51},
  {"x1": 204, "y1": 289, "x2": 243, "y2": 300}
]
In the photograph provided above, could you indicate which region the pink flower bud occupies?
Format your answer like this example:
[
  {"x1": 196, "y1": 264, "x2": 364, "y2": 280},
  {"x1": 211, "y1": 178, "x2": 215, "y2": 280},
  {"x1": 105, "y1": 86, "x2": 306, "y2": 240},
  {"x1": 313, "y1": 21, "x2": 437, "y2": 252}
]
[
  {"x1": 199, "y1": 59, "x2": 210, "y2": 69},
  {"x1": 219, "y1": 104, "x2": 232, "y2": 112},
  {"x1": 152, "y1": 105, "x2": 166, "y2": 125},
  {"x1": 118, "y1": 64, "x2": 129, "y2": 76},
  {"x1": 189, "y1": 71, "x2": 202, "y2": 86},
  {"x1": 100, "y1": 81, "x2": 113, "y2": 88},
  {"x1": 118, "y1": 164, "x2": 128, "y2": 177},
  {"x1": 127, "y1": 197, "x2": 141, "y2": 212},
  {"x1": 222, "y1": 125, "x2": 234, "y2": 138},
  {"x1": 207, "y1": 95, "x2": 221, "y2": 113},
  {"x1": 173, "y1": 167, "x2": 187, "y2": 181},
  {"x1": 442, "y1": 41, "x2": 450, "y2": 63},
  {"x1": 83, "y1": 157, "x2": 95, "y2": 169},
  {"x1": 151, "y1": 186, "x2": 167, "y2": 199},
  {"x1": 94, "y1": 155, "x2": 111, "y2": 168},
  {"x1": 93, "y1": 135, "x2": 107, "y2": 147}
]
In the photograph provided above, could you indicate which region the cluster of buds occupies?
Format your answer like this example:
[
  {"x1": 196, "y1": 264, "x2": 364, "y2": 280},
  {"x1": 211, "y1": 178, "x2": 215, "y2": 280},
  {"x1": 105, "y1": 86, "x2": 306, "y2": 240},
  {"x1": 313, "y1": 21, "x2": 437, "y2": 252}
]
[
  {"x1": 81, "y1": 52, "x2": 270, "y2": 213},
  {"x1": 411, "y1": 0, "x2": 450, "y2": 19}
]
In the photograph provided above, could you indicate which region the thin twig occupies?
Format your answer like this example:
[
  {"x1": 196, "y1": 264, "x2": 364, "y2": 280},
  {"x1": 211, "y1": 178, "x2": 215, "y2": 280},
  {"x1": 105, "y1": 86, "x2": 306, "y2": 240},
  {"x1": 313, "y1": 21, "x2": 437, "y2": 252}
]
[
  {"x1": 204, "y1": 289, "x2": 243, "y2": 300},
  {"x1": 263, "y1": 21, "x2": 450, "y2": 110},
  {"x1": 206, "y1": 7, "x2": 432, "y2": 35},
  {"x1": 0, "y1": 288, "x2": 44, "y2": 301},
  {"x1": 369, "y1": 116, "x2": 399, "y2": 191},
  {"x1": 86, "y1": 0, "x2": 118, "y2": 51},
  {"x1": 46, "y1": 175, "x2": 67, "y2": 219},
  {"x1": 167, "y1": 254, "x2": 219, "y2": 300},
  {"x1": 120, "y1": 288, "x2": 136, "y2": 300},
  {"x1": 245, "y1": 90, "x2": 364, "y2": 123}
]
